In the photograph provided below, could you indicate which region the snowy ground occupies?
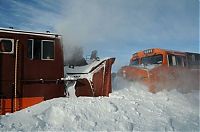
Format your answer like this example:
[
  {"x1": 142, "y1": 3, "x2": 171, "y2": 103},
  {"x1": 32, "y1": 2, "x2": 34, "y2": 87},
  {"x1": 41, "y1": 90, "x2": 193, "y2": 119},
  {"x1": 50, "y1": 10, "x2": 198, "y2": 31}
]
[{"x1": 0, "y1": 77, "x2": 199, "y2": 131}]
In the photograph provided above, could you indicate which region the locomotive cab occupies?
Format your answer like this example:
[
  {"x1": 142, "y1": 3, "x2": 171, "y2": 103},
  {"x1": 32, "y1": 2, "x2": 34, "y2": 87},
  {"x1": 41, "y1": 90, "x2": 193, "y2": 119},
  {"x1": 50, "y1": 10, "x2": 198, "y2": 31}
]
[{"x1": 0, "y1": 28, "x2": 65, "y2": 114}]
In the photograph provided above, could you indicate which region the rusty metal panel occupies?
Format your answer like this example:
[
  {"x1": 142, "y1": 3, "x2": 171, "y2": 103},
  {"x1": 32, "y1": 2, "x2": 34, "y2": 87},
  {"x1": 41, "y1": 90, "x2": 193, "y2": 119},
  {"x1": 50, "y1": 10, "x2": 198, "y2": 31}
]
[
  {"x1": 75, "y1": 79, "x2": 93, "y2": 96},
  {"x1": 74, "y1": 58, "x2": 115, "y2": 97}
]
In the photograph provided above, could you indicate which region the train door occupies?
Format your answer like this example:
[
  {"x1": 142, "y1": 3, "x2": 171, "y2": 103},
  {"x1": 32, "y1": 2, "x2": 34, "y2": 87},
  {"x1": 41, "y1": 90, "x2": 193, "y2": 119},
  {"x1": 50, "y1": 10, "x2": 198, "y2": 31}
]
[{"x1": 0, "y1": 38, "x2": 15, "y2": 114}]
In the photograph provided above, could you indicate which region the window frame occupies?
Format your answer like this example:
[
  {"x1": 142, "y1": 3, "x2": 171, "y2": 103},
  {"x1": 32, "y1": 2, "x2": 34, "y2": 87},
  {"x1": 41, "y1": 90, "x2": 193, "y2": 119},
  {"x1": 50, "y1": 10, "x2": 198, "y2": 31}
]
[
  {"x1": 41, "y1": 40, "x2": 55, "y2": 60},
  {"x1": 27, "y1": 39, "x2": 34, "y2": 60},
  {"x1": 129, "y1": 58, "x2": 139, "y2": 66},
  {"x1": 141, "y1": 54, "x2": 163, "y2": 65},
  {"x1": 168, "y1": 54, "x2": 186, "y2": 67},
  {"x1": 172, "y1": 56, "x2": 176, "y2": 66},
  {"x1": 0, "y1": 38, "x2": 14, "y2": 54},
  {"x1": 191, "y1": 55, "x2": 195, "y2": 62}
]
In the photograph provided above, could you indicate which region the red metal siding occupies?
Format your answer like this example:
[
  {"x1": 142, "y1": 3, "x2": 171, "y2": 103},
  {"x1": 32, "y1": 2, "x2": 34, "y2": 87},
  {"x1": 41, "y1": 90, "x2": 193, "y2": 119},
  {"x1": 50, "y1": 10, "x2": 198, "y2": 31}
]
[
  {"x1": 0, "y1": 30, "x2": 65, "y2": 114},
  {"x1": 75, "y1": 58, "x2": 115, "y2": 97}
]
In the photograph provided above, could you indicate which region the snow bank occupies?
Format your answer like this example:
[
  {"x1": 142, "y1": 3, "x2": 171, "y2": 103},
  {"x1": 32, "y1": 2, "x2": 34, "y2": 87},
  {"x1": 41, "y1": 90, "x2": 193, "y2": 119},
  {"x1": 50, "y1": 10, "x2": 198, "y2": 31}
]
[{"x1": 0, "y1": 77, "x2": 199, "y2": 131}]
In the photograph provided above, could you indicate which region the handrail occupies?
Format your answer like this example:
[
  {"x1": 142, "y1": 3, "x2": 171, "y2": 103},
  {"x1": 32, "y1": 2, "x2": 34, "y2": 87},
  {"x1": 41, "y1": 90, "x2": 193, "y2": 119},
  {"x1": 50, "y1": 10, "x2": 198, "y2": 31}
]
[{"x1": 14, "y1": 40, "x2": 19, "y2": 112}]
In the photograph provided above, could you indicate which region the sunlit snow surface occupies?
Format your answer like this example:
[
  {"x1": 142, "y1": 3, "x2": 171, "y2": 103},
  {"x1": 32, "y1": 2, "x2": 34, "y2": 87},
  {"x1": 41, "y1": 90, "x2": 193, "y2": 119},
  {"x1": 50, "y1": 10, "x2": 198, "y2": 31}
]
[{"x1": 0, "y1": 77, "x2": 199, "y2": 131}]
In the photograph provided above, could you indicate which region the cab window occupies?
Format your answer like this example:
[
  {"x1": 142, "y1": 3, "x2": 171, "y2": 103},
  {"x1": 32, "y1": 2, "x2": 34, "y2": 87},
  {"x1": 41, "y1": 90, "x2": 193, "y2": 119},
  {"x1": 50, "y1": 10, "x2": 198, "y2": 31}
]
[
  {"x1": 27, "y1": 39, "x2": 54, "y2": 60},
  {"x1": 27, "y1": 39, "x2": 41, "y2": 60},
  {"x1": 0, "y1": 38, "x2": 14, "y2": 53},
  {"x1": 27, "y1": 39, "x2": 33, "y2": 59},
  {"x1": 141, "y1": 55, "x2": 163, "y2": 65},
  {"x1": 42, "y1": 40, "x2": 54, "y2": 60},
  {"x1": 130, "y1": 59, "x2": 139, "y2": 66}
]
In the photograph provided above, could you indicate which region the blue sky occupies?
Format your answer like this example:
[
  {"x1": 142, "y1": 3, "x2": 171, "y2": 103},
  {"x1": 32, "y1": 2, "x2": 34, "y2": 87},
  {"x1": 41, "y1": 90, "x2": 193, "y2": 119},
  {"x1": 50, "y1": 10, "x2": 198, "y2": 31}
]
[{"x1": 0, "y1": 0, "x2": 199, "y2": 71}]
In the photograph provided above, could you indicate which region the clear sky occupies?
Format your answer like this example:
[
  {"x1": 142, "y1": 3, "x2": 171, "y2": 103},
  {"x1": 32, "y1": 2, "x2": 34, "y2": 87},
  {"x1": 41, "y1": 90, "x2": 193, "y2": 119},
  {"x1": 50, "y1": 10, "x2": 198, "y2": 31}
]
[{"x1": 0, "y1": 0, "x2": 199, "y2": 71}]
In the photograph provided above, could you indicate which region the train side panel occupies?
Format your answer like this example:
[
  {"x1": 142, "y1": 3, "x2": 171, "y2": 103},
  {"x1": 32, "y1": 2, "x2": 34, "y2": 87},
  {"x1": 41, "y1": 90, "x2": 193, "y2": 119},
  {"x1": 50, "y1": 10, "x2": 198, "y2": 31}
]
[{"x1": 0, "y1": 30, "x2": 65, "y2": 114}]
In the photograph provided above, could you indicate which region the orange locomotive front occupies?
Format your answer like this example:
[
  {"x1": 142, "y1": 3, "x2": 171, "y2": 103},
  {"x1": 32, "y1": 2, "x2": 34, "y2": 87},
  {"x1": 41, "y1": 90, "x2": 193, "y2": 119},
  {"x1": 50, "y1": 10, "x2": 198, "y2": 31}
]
[{"x1": 118, "y1": 48, "x2": 199, "y2": 93}]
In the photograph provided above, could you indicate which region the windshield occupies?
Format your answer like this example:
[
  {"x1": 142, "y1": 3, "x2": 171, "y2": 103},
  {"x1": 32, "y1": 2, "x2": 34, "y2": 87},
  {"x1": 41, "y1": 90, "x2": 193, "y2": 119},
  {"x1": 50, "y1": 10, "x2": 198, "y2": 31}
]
[
  {"x1": 129, "y1": 59, "x2": 139, "y2": 66},
  {"x1": 141, "y1": 55, "x2": 163, "y2": 65}
]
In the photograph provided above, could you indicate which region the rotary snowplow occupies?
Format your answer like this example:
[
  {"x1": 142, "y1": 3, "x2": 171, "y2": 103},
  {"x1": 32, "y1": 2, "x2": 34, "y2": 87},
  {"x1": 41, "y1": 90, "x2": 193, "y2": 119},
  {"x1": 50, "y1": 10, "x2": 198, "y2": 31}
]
[
  {"x1": 118, "y1": 48, "x2": 199, "y2": 93},
  {"x1": 63, "y1": 51, "x2": 115, "y2": 97}
]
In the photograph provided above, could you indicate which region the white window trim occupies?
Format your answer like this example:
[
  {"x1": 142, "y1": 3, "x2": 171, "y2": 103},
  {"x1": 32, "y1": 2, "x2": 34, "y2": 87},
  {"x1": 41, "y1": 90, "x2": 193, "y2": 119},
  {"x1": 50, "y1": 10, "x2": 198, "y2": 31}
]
[
  {"x1": 0, "y1": 38, "x2": 14, "y2": 54},
  {"x1": 28, "y1": 39, "x2": 34, "y2": 60},
  {"x1": 181, "y1": 57, "x2": 185, "y2": 67},
  {"x1": 192, "y1": 55, "x2": 195, "y2": 62},
  {"x1": 167, "y1": 55, "x2": 169, "y2": 67},
  {"x1": 41, "y1": 40, "x2": 55, "y2": 60},
  {"x1": 172, "y1": 56, "x2": 176, "y2": 66}
]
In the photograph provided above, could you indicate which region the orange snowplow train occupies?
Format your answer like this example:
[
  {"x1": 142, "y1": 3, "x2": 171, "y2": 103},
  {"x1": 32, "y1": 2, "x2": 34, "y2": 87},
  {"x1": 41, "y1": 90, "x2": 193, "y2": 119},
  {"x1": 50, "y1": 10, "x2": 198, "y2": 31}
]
[{"x1": 118, "y1": 48, "x2": 199, "y2": 93}]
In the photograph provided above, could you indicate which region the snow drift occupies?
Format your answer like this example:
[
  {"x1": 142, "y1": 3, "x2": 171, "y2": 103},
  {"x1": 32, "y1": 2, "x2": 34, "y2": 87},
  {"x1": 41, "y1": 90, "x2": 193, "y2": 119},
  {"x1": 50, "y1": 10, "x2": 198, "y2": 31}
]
[{"x1": 0, "y1": 77, "x2": 199, "y2": 131}]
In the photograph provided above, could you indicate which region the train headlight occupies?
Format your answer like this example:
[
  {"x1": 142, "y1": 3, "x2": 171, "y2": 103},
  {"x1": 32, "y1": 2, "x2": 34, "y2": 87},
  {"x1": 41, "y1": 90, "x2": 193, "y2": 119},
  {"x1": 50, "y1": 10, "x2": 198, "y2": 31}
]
[
  {"x1": 144, "y1": 49, "x2": 153, "y2": 54},
  {"x1": 122, "y1": 70, "x2": 127, "y2": 78}
]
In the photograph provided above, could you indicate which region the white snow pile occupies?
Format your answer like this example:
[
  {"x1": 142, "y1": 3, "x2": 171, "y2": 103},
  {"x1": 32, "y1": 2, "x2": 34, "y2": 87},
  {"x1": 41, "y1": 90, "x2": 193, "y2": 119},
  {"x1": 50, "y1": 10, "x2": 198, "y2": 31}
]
[{"x1": 0, "y1": 77, "x2": 199, "y2": 131}]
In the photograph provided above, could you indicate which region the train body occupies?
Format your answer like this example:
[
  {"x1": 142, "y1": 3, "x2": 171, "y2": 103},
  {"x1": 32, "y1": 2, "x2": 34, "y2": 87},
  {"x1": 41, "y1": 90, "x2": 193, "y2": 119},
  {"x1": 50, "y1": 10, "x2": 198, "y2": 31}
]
[
  {"x1": 0, "y1": 28, "x2": 115, "y2": 115},
  {"x1": 118, "y1": 48, "x2": 199, "y2": 93},
  {"x1": 1, "y1": 28, "x2": 197, "y2": 115},
  {"x1": 0, "y1": 28, "x2": 65, "y2": 114}
]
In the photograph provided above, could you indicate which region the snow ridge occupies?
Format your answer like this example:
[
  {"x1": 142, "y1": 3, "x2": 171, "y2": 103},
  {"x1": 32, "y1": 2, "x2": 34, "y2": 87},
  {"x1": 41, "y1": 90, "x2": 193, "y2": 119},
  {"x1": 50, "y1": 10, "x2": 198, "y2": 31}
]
[{"x1": 0, "y1": 77, "x2": 199, "y2": 131}]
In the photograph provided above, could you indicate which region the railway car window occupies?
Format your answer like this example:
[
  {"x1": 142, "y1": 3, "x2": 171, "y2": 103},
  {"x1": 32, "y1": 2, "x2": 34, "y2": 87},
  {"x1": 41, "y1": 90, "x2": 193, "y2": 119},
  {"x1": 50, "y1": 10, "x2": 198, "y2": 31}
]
[
  {"x1": 27, "y1": 39, "x2": 41, "y2": 60},
  {"x1": 172, "y1": 56, "x2": 176, "y2": 66},
  {"x1": 168, "y1": 55, "x2": 172, "y2": 66},
  {"x1": 168, "y1": 55, "x2": 177, "y2": 66},
  {"x1": 187, "y1": 53, "x2": 200, "y2": 68},
  {"x1": 0, "y1": 39, "x2": 13, "y2": 53},
  {"x1": 33, "y1": 40, "x2": 41, "y2": 59},
  {"x1": 130, "y1": 59, "x2": 139, "y2": 66},
  {"x1": 176, "y1": 56, "x2": 184, "y2": 67},
  {"x1": 42, "y1": 40, "x2": 54, "y2": 60},
  {"x1": 168, "y1": 54, "x2": 185, "y2": 67},
  {"x1": 191, "y1": 55, "x2": 195, "y2": 62},
  {"x1": 27, "y1": 39, "x2": 33, "y2": 59},
  {"x1": 182, "y1": 57, "x2": 186, "y2": 67}
]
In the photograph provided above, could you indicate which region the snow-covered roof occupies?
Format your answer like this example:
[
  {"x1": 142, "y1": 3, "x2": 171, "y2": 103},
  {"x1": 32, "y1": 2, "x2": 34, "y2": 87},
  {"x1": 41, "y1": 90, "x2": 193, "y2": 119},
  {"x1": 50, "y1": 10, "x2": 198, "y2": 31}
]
[
  {"x1": 0, "y1": 28, "x2": 61, "y2": 38},
  {"x1": 65, "y1": 57, "x2": 112, "y2": 74}
]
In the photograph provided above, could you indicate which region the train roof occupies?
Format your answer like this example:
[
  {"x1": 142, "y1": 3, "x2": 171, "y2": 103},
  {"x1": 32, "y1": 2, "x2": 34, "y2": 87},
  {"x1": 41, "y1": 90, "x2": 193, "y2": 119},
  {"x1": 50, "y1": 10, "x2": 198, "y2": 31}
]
[
  {"x1": 135, "y1": 48, "x2": 199, "y2": 55},
  {"x1": 0, "y1": 27, "x2": 61, "y2": 38},
  {"x1": 161, "y1": 48, "x2": 199, "y2": 55}
]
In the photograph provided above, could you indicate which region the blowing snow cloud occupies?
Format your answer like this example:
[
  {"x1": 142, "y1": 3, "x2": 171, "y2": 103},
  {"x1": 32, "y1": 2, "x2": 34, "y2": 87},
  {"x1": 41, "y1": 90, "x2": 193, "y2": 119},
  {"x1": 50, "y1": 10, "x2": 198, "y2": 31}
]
[{"x1": 54, "y1": 0, "x2": 198, "y2": 67}]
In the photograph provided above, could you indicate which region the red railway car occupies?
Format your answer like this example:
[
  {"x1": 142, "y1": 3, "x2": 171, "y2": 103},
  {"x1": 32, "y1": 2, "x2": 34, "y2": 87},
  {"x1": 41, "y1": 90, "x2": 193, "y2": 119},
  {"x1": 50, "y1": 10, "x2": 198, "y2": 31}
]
[
  {"x1": 0, "y1": 28, "x2": 65, "y2": 114},
  {"x1": 0, "y1": 28, "x2": 115, "y2": 115}
]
